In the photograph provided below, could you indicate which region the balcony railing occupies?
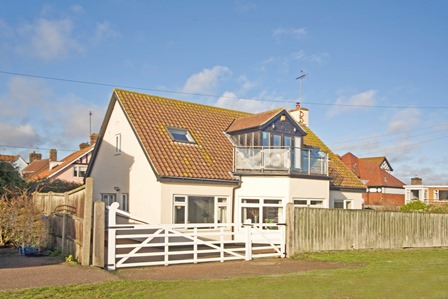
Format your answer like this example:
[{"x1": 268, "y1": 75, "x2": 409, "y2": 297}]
[{"x1": 233, "y1": 146, "x2": 328, "y2": 176}]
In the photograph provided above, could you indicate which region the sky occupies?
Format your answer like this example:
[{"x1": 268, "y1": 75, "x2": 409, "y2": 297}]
[{"x1": 1, "y1": 0, "x2": 447, "y2": 184}]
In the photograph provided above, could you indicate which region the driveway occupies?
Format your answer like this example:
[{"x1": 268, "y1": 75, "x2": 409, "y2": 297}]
[{"x1": 0, "y1": 247, "x2": 355, "y2": 291}]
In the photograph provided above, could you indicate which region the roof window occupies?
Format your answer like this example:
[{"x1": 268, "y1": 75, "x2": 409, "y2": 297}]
[{"x1": 167, "y1": 127, "x2": 196, "y2": 143}]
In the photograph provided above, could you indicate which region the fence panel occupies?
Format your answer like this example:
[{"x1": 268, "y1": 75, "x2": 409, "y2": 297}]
[{"x1": 287, "y1": 205, "x2": 448, "y2": 256}]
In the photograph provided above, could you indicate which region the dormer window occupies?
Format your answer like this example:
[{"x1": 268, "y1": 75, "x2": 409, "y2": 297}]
[{"x1": 167, "y1": 127, "x2": 195, "y2": 143}]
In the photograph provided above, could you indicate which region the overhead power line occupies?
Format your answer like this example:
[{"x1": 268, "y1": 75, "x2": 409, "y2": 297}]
[{"x1": 1, "y1": 70, "x2": 448, "y2": 109}]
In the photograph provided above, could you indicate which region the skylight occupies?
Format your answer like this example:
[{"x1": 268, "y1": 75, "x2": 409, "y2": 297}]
[{"x1": 167, "y1": 127, "x2": 195, "y2": 143}]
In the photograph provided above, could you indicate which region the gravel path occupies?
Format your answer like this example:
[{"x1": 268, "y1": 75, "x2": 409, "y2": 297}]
[{"x1": 0, "y1": 247, "x2": 355, "y2": 291}]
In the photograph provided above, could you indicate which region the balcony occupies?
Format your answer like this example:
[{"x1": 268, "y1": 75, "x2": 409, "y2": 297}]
[{"x1": 233, "y1": 146, "x2": 328, "y2": 176}]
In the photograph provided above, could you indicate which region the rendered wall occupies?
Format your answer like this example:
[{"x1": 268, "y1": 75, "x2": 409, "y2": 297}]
[{"x1": 330, "y1": 190, "x2": 363, "y2": 209}]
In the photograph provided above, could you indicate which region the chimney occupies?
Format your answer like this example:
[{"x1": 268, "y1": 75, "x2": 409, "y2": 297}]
[
  {"x1": 290, "y1": 103, "x2": 309, "y2": 126},
  {"x1": 49, "y1": 149, "x2": 57, "y2": 161},
  {"x1": 411, "y1": 177, "x2": 422, "y2": 185},
  {"x1": 79, "y1": 142, "x2": 90, "y2": 150},
  {"x1": 90, "y1": 133, "x2": 98, "y2": 145},
  {"x1": 29, "y1": 152, "x2": 42, "y2": 163}
]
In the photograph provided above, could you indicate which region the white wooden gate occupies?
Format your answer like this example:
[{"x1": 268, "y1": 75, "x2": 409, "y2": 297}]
[{"x1": 107, "y1": 203, "x2": 286, "y2": 270}]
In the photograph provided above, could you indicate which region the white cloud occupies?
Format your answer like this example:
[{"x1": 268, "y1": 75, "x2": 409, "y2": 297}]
[
  {"x1": 273, "y1": 27, "x2": 307, "y2": 39},
  {"x1": 387, "y1": 108, "x2": 421, "y2": 133},
  {"x1": 0, "y1": 123, "x2": 40, "y2": 146},
  {"x1": 327, "y1": 90, "x2": 377, "y2": 116},
  {"x1": 182, "y1": 66, "x2": 231, "y2": 94},
  {"x1": 17, "y1": 17, "x2": 83, "y2": 60},
  {"x1": 237, "y1": 75, "x2": 256, "y2": 92},
  {"x1": 234, "y1": 0, "x2": 257, "y2": 12},
  {"x1": 215, "y1": 91, "x2": 275, "y2": 113},
  {"x1": 92, "y1": 21, "x2": 121, "y2": 45}
]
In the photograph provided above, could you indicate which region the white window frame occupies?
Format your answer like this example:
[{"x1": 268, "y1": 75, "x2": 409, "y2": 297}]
[
  {"x1": 101, "y1": 193, "x2": 117, "y2": 207},
  {"x1": 73, "y1": 165, "x2": 87, "y2": 178},
  {"x1": 115, "y1": 134, "x2": 121, "y2": 154},
  {"x1": 333, "y1": 199, "x2": 353, "y2": 209},
  {"x1": 167, "y1": 127, "x2": 196, "y2": 143},
  {"x1": 173, "y1": 195, "x2": 229, "y2": 224},
  {"x1": 240, "y1": 197, "x2": 284, "y2": 225},
  {"x1": 293, "y1": 198, "x2": 324, "y2": 208},
  {"x1": 120, "y1": 193, "x2": 129, "y2": 212}
]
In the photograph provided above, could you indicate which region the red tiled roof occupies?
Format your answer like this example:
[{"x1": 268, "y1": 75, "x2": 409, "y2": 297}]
[
  {"x1": 38, "y1": 145, "x2": 94, "y2": 179},
  {"x1": 0, "y1": 154, "x2": 17, "y2": 163},
  {"x1": 22, "y1": 159, "x2": 50, "y2": 181},
  {"x1": 111, "y1": 89, "x2": 365, "y2": 189},
  {"x1": 341, "y1": 153, "x2": 404, "y2": 188}
]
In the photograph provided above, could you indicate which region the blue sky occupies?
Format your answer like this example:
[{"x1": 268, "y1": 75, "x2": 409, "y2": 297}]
[{"x1": 1, "y1": 1, "x2": 447, "y2": 184}]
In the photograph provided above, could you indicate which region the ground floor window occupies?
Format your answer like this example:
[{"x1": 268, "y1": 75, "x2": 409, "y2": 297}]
[
  {"x1": 101, "y1": 193, "x2": 128, "y2": 211},
  {"x1": 293, "y1": 198, "x2": 324, "y2": 208},
  {"x1": 240, "y1": 198, "x2": 283, "y2": 225},
  {"x1": 173, "y1": 195, "x2": 228, "y2": 224},
  {"x1": 434, "y1": 190, "x2": 448, "y2": 201},
  {"x1": 334, "y1": 199, "x2": 352, "y2": 209}
]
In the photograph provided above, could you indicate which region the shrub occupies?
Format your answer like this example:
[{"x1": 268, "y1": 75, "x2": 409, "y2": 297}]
[
  {"x1": 0, "y1": 190, "x2": 50, "y2": 249},
  {"x1": 400, "y1": 200, "x2": 428, "y2": 212}
]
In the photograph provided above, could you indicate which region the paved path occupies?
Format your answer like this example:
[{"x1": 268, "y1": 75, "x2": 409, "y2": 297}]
[{"x1": 0, "y1": 247, "x2": 355, "y2": 291}]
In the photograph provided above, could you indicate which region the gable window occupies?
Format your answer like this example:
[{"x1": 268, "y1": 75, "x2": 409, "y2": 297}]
[
  {"x1": 115, "y1": 134, "x2": 121, "y2": 154},
  {"x1": 173, "y1": 195, "x2": 228, "y2": 224},
  {"x1": 73, "y1": 165, "x2": 87, "y2": 177},
  {"x1": 167, "y1": 127, "x2": 195, "y2": 143}
]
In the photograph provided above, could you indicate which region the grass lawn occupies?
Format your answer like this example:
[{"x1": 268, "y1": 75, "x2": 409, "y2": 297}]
[{"x1": 2, "y1": 248, "x2": 448, "y2": 298}]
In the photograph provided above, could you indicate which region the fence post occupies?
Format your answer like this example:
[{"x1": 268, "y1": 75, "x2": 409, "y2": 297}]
[
  {"x1": 92, "y1": 201, "x2": 105, "y2": 268},
  {"x1": 285, "y1": 202, "x2": 295, "y2": 257},
  {"x1": 81, "y1": 177, "x2": 94, "y2": 266},
  {"x1": 244, "y1": 223, "x2": 252, "y2": 261}
]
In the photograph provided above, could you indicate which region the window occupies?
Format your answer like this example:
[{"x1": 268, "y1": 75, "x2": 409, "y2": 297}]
[
  {"x1": 294, "y1": 199, "x2": 324, "y2": 208},
  {"x1": 120, "y1": 194, "x2": 129, "y2": 212},
  {"x1": 167, "y1": 127, "x2": 195, "y2": 143},
  {"x1": 101, "y1": 193, "x2": 117, "y2": 206},
  {"x1": 436, "y1": 190, "x2": 448, "y2": 201},
  {"x1": 262, "y1": 132, "x2": 270, "y2": 147},
  {"x1": 334, "y1": 199, "x2": 353, "y2": 209},
  {"x1": 411, "y1": 189, "x2": 420, "y2": 200},
  {"x1": 173, "y1": 196, "x2": 228, "y2": 224},
  {"x1": 241, "y1": 198, "x2": 283, "y2": 225},
  {"x1": 73, "y1": 166, "x2": 87, "y2": 177},
  {"x1": 115, "y1": 134, "x2": 121, "y2": 154}
]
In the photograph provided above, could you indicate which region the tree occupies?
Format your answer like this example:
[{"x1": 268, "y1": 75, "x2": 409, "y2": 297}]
[{"x1": 0, "y1": 161, "x2": 26, "y2": 196}]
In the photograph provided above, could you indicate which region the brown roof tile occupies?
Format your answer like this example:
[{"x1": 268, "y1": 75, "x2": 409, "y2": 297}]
[
  {"x1": 0, "y1": 154, "x2": 17, "y2": 163},
  {"x1": 114, "y1": 89, "x2": 365, "y2": 189}
]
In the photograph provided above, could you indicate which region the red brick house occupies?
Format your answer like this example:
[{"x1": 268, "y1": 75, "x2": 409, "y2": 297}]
[{"x1": 341, "y1": 152, "x2": 405, "y2": 208}]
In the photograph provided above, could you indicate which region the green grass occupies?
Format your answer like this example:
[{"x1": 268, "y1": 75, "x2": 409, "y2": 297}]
[{"x1": 2, "y1": 248, "x2": 448, "y2": 299}]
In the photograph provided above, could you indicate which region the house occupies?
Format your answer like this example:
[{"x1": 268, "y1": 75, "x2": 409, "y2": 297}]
[
  {"x1": 87, "y1": 89, "x2": 365, "y2": 225},
  {"x1": 341, "y1": 153, "x2": 405, "y2": 208},
  {"x1": 404, "y1": 177, "x2": 448, "y2": 205},
  {"x1": 23, "y1": 134, "x2": 97, "y2": 183},
  {"x1": 0, "y1": 154, "x2": 28, "y2": 173}
]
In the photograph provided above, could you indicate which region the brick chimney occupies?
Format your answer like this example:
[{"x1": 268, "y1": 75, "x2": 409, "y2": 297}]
[
  {"x1": 411, "y1": 177, "x2": 422, "y2": 185},
  {"x1": 49, "y1": 148, "x2": 57, "y2": 161},
  {"x1": 90, "y1": 133, "x2": 98, "y2": 145},
  {"x1": 79, "y1": 142, "x2": 90, "y2": 150},
  {"x1": 29, "y1": 152, "x2": 42, "y2": 163},
  {"x1": 290, "y1": 102, "x2": 309, "y2": 126}
]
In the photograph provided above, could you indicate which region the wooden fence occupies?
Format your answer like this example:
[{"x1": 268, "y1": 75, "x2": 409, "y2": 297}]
[
  {"x1": 286, "y1": 204, "x2": 448, "y2": 256},
  {"x1": 33, "y1": 178, "x2": 93, "y2": 266}
]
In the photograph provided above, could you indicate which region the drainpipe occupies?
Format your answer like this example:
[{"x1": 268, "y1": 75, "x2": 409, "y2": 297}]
[{"x1": 231, "y1": 175, "x2": 242, "y2": 237}]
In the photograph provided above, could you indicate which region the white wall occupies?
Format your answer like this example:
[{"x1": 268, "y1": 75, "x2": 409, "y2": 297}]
[
  {"x1": 330, "y1": 190, "x2": 363, "y2": 209},
  {"x1": 90, "y1": 100, "x2": 162, "y2": 222}
]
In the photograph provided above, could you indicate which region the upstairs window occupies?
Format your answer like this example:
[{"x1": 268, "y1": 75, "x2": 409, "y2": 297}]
[{"x1": 167, "y1": 127, "x2": 196, "y2": 143}]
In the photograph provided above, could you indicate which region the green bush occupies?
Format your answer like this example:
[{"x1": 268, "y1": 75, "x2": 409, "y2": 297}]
[{"x1": 400, "y1": 200, "x2": 448, "y2": 214}]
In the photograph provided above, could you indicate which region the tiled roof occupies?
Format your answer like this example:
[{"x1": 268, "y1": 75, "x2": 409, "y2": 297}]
[
  {"x1": 113, "y1": 89, "x2": 365, "y2": 189},
  {"x1": 341, "y1": 153, "x2": 404, "y2": 188},
  {"x1": 302, "y1": 129, "x2": 366, "y2": 189},
  {"x1": 115, "y1": 89, "x2": 249, "y2": 181},
  {"x1": 226, "y1": 108, "x2": 284, "y2": 133},
  {"x1": 38, "y1": 145, "x2": 94, "y2": 179},
  {"x1": 22, "y1": 159, "x2": 50, "y2": 181},
  {"x1": 0, "y1": 154, "x2": 17, "y2": 163}
]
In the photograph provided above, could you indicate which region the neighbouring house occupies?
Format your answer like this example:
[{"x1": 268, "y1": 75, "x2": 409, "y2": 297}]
[
  {"x1": 0, "y1": 154, "x2": 28, "y2": 173},
  {"x1": 22, "y1": 134, "x2": 97, "y2": 183},
  {"x1": 87, "y1": 89, "x2": 365, "y2": 226},
  {"x1": 340, "y1": 153, "x2": 405, "y2": 208},
  {"x1": 404, "y1": 177, "x2": 448, "y2": 205}
]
